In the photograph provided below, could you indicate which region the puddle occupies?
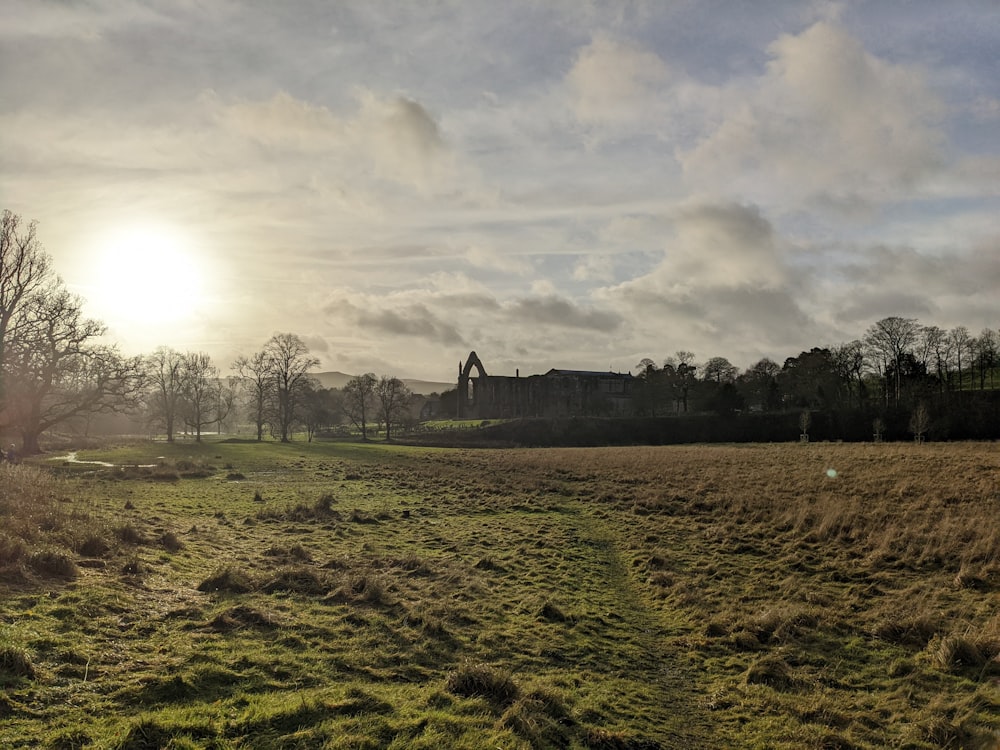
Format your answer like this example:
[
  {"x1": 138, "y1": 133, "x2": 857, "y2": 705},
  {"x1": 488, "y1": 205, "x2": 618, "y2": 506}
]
[{"x1": 50, "y1": 452, "x2": 160, "y2": 469}]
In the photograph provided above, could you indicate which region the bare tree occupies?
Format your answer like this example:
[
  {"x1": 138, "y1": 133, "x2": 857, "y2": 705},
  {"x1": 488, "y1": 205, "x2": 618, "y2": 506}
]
[
  {"x1": 975, "y1": 328, "x2": 998, "y2": 390},
  {"x1": 233, "y1": 350, "x2": 271, "y2": 441},
  {"x1": 264, "y1": 333, "x2": 319, "y2": 442},
  {"x1": 948, "y1": 326, "x2": 970, "y2": 392},
  {"x1": 146, "y1": 347, "x2": 185, "y2": 442},
  {"x1": 376, "y1": 375, "x2": 412, "y2": 441},
  {"x1": 864, "y1": 316, "x2": 920, "y2": 407},
  {"x1": 4, "y1": 286, "x2": 144, "y2": 453},
  {"x1": 831, "y1": 340, "x2": 866, "y2": 408},
  {"x1": 919, "y1": 326, "x2": 950, "y2": 394},
  {"x1": 179, "y1": 352, "x2": 232, "y2": 442},
  {"x1": 0, "y1": 210, "x2": 52, "y2": 406},
  {"x1": 343, "y1": 373, "x2": 377, "y2": 440},
  {"x1": 909, "y1": 402, "x2": 930, "y2": 443}
]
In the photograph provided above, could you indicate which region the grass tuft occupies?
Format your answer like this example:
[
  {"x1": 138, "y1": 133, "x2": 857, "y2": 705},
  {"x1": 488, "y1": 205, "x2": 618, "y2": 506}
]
[
  {"x1": 27, "y1": 546, "x2": 77, "y2": 578},
  {"x1": 197, "y1": 565, "x2": 254, "y2": 594},
  {"x1": 445, "y1": 662, "x2": 520, "y2": 707},
  {"x1": 744, "y1": 654, "x2": 798, "y2": 691}
]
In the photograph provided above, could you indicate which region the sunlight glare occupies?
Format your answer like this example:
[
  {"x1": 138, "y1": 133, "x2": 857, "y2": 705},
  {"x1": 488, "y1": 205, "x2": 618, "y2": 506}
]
[{"x1": 88, "y1": 223, "x2": 206, "y2": 327}]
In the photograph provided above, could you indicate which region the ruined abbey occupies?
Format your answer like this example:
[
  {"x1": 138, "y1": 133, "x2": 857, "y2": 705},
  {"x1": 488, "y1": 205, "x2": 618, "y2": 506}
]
[{"x1": 456, "y1": 351, "x2": 634, "y2": 419}]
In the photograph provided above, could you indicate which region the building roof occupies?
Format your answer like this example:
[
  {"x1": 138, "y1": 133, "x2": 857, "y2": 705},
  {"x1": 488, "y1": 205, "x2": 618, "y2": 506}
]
[{"x1": 544, "y1": 369, "x2": 633, "y2": 378}]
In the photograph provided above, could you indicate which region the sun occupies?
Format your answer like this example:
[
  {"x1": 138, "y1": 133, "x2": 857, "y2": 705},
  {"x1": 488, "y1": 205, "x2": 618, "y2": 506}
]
[{"x1": 86, "y1": 223, "x2": 207, "y2": 328}]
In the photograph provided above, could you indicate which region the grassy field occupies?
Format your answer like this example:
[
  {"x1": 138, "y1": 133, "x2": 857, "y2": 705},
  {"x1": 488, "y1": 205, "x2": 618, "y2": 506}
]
[{"x1": 0, "y1": 439, "x2": 997, "y2": 749}]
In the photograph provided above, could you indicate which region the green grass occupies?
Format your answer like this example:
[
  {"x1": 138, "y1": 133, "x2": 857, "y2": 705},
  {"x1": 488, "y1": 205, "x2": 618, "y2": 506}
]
[{"x1": 1, "y1": 439, "x2": 998, "y2": 748}]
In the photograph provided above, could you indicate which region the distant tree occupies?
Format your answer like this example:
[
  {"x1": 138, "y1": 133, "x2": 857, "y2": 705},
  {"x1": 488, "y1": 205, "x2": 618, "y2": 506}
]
[
  {"x1": 633, "y1": 358, "x2": 669, "y2": 416},
  {"x1": 146, "y1": 347, "x2": 185, "y2": 442},
  {"x1": 831, "y1": 341, "x2": 866, "y2": 408},
  {"x1": 975, "y1": 328, "x2": 998, "y2": 390},
  {"x1": 864, "y1": 317, "x2": 920, "y2": 407},
  {"x1": 739, "y1": 357, "x2": 781, "y2": 411},
  {"x1": 781, "y1": 348, "x2": 841, "y2": 410},
  {"x1": 909, "y1": 402, "x2": 930, "y2": 443},
  {"x1": 233, "y1": 350, "x2": 272, "y2": 441},
  {"x1": 376, "y1": 375, "x2": 413, "y2": 441},
  {"x1": 179, "y1": 352, "x2": 232, "y2": 442},
  {"x1": 674, "y1": 351, "x2": 696, "y2": 413},
  {"x1": 799, "y1": 409, "x2": 811, "y2": 441},
  {"x1": 702, "y1": 356, "x2": 738, "y2": 384},
  {"x1": 872, "y1": 416, "x2": 885, "y2": 443},
  {"x1": 918, "y1": 326, "x2": 950, "y2": 394},
  {"x1": 343, "y1": 373, "x2": 377, "y2": 440},
  {"x1": 948, "y1": 326, "x2": 971, "y2": 391},
  {"x1": 264, "y1": 333, "x2": 319, "y2": 442},
  {"x1": 300, "y1": 380, "x2": 341, "y2": 442}
]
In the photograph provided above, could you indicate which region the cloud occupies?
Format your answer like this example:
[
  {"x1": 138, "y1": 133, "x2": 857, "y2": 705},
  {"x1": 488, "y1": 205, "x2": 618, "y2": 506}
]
[
  {"x1": 324, "y1": 294, "x2": 467, "y2": 347},
  {"x1": 357, "y1": 93, "x2": 450, "y2": 187},
  {"x1": 567, "y1": 33, "x2": 671, "y2": 126},
  {"x1": 573, "y1": 254, "x2": 615, "y2": 282},
  {"x1": 680, "y1": 21, "x2": 946, "y2": 209},
  {"x1": 208, "y1": 90, "x2": 346, "y2": 150},
  {"x1": 505, "y1": 295, "x2": 623, "y2": 332},
  {"x1": 203, "y1": 89, "x2": 453, "y2": 191},
  {"x1": 633, "y1": 201, "x2": 789, "y2": 293},
  {"x1": 465, "y1": 244, "x2": 533, "y2": 275}
]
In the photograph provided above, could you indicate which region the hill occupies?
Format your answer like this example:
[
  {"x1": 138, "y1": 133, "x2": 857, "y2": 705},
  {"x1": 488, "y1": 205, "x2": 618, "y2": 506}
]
[{"x1": 310, "y1": 371, "x2": 453, "y2": 395}]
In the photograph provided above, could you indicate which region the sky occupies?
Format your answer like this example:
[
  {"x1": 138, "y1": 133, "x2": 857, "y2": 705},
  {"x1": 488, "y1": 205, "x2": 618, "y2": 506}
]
[{"x1": 2, "y1": 1, "x2": 998, "y2": 382}]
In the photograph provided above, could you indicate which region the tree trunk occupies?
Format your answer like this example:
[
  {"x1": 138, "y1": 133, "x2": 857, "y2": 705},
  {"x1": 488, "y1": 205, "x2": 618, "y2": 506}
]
[{"x1": 19, "y1": 430, "x2": 41, "y2": 456}]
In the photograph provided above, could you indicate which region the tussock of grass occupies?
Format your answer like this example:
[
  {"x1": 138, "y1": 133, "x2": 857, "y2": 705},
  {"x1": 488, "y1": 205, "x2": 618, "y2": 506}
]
[
  {"x1": 115, "y1": 523, "x2": 144, "y2": 545},
  {"x1": 445, "y1": 663, "x2": 520, "y2": 707},
  {"x1": 27, "y1": 546, "x2": 77, "y2": 579},
  {"x1": 260, "y1": 566, "x2": 329, "y2": 595},
  {"x1": 197, "y1": 565, "x2": 254, "y2": 594},
  {"x1": 744, "y1": 654, "x2": 799, "y2": 691},
  {"x1": 208, "y1": 605, "x2": 280, "y2": 632},
  {"x1": 159, "y1": 530, "x2": 183, "y2": 552},
  {"x1": 0, "y1": 644, "x2": 35, "y2": 680},
  {"x1": 326, "y1": 572, "x2": 389, "y2": 605}
]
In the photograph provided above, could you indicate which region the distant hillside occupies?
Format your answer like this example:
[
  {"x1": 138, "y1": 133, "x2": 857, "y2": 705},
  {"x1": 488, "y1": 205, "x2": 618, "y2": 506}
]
[{"x1": 311, "y1": 371, "x2": 453, "y2": 396}]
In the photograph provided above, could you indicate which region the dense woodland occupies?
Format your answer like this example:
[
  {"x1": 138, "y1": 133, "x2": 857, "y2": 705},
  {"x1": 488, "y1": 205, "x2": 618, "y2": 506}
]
[{"x1": 2, "y1": 209, "x2": 997, "y2": 451}]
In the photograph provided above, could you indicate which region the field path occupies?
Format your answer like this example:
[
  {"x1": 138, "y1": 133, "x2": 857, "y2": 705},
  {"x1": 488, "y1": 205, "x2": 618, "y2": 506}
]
[{"x1": 568, "y1": 502, "x2": 717, "y2": 746}]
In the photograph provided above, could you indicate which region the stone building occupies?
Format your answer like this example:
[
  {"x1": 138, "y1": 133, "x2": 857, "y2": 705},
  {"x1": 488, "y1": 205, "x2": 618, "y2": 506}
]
[{"x1": 456, "y1": 351, "x2": 633, "y2": 419}]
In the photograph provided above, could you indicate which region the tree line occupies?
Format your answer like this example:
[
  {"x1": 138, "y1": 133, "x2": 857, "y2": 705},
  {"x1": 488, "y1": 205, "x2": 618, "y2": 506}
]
[
  {"x1": 0, "y1": 210, "x2": 413, "y2": 454},
  {"x1": 630, "y1": 315, "x2": 1000, "y2": 441}
]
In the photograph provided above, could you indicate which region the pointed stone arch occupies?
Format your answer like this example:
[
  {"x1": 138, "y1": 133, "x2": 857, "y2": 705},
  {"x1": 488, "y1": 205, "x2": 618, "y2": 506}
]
[{"x1": 458, "y1": 351, "x2": 488, "y2": 418}]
